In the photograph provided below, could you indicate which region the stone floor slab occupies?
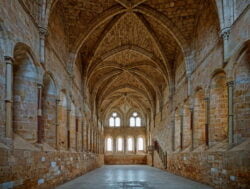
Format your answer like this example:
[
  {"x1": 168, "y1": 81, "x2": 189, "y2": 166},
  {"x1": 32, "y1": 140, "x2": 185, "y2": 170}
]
[{"x1": 56, "y1": 165, "x2": 213, "y2": 189}]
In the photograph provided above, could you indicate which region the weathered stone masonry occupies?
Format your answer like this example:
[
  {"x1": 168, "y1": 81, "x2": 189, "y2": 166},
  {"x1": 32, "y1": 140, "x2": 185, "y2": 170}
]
[{"x1": 0, "y1": 0, "x2": 250, "y2": 189}]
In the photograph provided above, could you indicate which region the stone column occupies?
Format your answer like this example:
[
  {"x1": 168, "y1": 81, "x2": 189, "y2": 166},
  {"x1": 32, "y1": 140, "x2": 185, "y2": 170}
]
[
  {"x1": 95, "y1": 133, "x2": 97, "y2": 153},
  {"x1": 88, "y1": 127, "x2": 91, "y2": 152},
  {"x1": 81, "y1": 120, "x2": 84, "y2": 152},
  {"x1": 204, "y1": 97, "x2": 209, "y2": 146},
  {"x1": 190, "y1": 108, "x2": 194, "y2": 150},
  {"x1": 96, "y1": 134, "x2": 99, "y2": 154},
  {"x1": 227, "y1": 81, "x2": 234, "y2": 144},
  {"x1": 75, "y1": 117, "x2": 78, "y2": 152},
  {"x1": 86, "y1": 124, "x2": 89, "y2": 151},
  {"x1": 172, "y1": 119, "x2": 175, "y2": 152},
  {"x1": 91, "y1": 129, "x2": 94, "y2": 152},
  {"x1": 92, "y1": 130, "x2": 94, "y2": 153},
  {"x1": 66, "y1": 108, "x2": 71, "y2": 150},
  {"x1": 37, "y1": 83, "x2": 43, "y2": 143},
  {"x1": 89, "y1": 127, "x2": 92, "y2": 152},
  {"x1": 180, "y1": 111, "x2": 184, "y2": 150},
  {"x1": 94, "y1": 131, "x2": 96, "y2": 153},
  {"x1": 55, "y1": 99, "x2": 60, "y2": 149},
  {"x1": 5, "y1": 56, "x2": 13, "y2": 138}
]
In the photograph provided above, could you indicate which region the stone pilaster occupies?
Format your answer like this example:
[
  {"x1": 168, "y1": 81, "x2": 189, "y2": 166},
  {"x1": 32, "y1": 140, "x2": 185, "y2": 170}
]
[
  {"x1": 55, "y1": 99, "x2": 60, "y2": 149},
  {"x1": 75, "y1": 117, "x2": 78, "y2": 152},
  {"x1": 4, "y1": 56, "x2": 13, "y2": 138},
  {"x1": 180, "y1": 111, "x2": 184, "y2": 150},
  {"x1": 227, "y1": 81, "x2": 234, "y2": 144},
  {"x1": 37, "y1": 83, "x2": 43, "y2": 143},
  {"x1": 67, "y1": 108, "x2": 71, "y2": 150},
  {"x1": 204, "y1": 97, "x2": 209, "y2": 146},
  {"x1": 172, "y1": 118, "x2": 175, "y2": 152},
  {"x1": 190, "y1": 108, "x2": 194, "y2": 150}
]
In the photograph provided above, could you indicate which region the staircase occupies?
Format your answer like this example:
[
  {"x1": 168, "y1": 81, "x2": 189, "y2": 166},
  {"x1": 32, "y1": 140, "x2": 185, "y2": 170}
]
[{"x1": 154, "y1": 140, "x2": 167, "y2": 169}]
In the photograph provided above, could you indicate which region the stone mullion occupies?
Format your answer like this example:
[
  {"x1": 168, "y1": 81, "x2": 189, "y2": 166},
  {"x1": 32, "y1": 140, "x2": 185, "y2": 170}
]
[
  {"x1": 227, "y1": 81, "x2": 234, "y2": 144},
  {"x1": 4, "y1": 56, "x2": 13, "y2": 138},
  {"x1": 204, "y1": 98, "x2": 209, "y2": 147},
  {"x1": 37, "y1": 84, "x2": 43, "y2": 143},
  {"x1": 123, "y1": 136, "x2": 126, "y2": 154},
  {"x1": 113, "y1": 137, "x2": 116, "y2": 154},
  {"x1": 134, "y1": 136, "x2": 137, "y2": 154}
]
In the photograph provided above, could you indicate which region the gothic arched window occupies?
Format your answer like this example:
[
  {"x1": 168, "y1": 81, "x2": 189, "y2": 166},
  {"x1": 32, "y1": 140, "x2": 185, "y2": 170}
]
[
  {"x1": 127, "y1": 137, "x2": 133, "y2": 151},
  {"x1": 106, "y1": 137, "x2": 113, "y2": 152},
  {"x1": 129, "y1": 112, "x2": 141, "y2": 127},
  {"x1": 117, "y1": 137, "x2": 123, "y2": 151},
  {"x1": 138, "y1": 137, "x2": 144, "y2": 151},
  {"x1": 109, "y1": 112, "x2": 121, "y2": 127}
]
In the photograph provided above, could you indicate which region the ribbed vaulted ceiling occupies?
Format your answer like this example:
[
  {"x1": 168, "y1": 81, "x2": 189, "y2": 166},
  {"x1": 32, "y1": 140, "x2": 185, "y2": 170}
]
[{"x1": 49, "y1": 0, "x2": 203, "y2": 119}]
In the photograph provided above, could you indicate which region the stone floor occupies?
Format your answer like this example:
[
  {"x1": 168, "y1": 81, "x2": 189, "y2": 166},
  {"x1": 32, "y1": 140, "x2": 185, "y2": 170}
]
[{"x1": 56, "y1": 165, "x2": 213, "y2": 189}]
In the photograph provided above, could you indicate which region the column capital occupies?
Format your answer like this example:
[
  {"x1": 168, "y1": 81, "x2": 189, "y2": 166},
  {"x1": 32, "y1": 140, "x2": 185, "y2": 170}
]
[
  {"x1": 37, "y1": 83, "x2": 43, "y2": 88},
  {"x1": 38, "y1": 26, "x2": 48, "y2": 37},
  {"x1": 227, "y1": 80, "x2": 234, "y2": 87},
  {"x1": 4, "y1": 56, "x2": 14, "y2": 64},
  {"x1": 221, "y1": 27, "x2": 231, "y2": 41}
]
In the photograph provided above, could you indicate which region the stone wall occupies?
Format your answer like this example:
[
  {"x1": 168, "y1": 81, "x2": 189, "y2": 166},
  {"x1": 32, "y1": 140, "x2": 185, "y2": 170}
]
[
  {"x1": 0, "y1": 1, "x2": 104, "y2": 188},
  {"x1": 105, "y1": 155, "x2": 147, "y2": 165},
  {"x1": 0, "y1": 143, "x2": 103, "y2": 189},
  {"x1": 167, "y1": 140, "x2": 250, "y2": 189},
  {"x1": 151, "y1": 3, "x2": 250, "y2": 189}
]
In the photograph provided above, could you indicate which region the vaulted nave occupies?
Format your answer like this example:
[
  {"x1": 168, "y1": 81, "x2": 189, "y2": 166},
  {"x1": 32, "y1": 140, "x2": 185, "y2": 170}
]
[{"x1": 0, "y1": 0, "x2": 249, "y2": 188}]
